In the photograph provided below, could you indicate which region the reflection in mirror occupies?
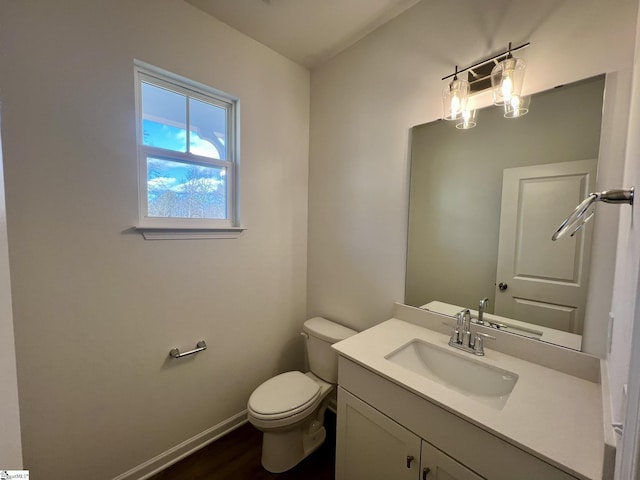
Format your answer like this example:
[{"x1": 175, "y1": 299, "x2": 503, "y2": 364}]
[{"x1": 406, "y1": 75, "x2": 606, "y2": 351}]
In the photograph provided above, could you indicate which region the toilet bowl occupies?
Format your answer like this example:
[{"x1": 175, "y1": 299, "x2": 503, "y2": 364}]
[{"x1": 247, "y1": 317, "x2": 357, "y2": 473}]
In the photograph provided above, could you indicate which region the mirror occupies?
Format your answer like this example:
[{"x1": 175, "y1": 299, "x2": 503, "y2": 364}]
[{"x1": 405, "y1": 75, "x2": 606, "y2": 351}]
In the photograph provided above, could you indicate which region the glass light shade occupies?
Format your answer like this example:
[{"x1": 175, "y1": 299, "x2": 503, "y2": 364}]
[
  {"x1": 504, "y1": 94, "x2": 531, "y2": 118},
  {"x1": 491, "y1": 57, "x2": 526, "y2": 106},
  {"x1": 456, "y1": 108, "x2": 477, "y2": 129},
  {"x1": 442, "y1": 78, "x2": 470, "y2": 121}
]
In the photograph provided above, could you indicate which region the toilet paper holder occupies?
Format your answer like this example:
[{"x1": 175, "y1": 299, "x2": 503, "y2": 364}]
[{"x1": 169, "y1": 340, "x2": 207, "y2": 359}]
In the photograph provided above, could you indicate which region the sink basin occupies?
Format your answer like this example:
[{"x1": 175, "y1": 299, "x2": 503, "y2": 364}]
[{"x1": 385, "y1": 339, "x2": 518, "y2": 410}]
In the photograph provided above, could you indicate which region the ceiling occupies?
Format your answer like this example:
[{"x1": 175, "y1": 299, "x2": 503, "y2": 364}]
[{"x1": 185, "y1": 0, "x2": 422, "y2": 69}]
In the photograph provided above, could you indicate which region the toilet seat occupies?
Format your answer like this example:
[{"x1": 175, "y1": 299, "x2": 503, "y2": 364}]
[{"x1": 248, "y1": 371, "x2": 321, "y2": 421}]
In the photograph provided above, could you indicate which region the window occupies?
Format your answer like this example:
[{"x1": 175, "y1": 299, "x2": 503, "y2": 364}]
[{"x1": 134, "y1": 61, "x2": 241, "y2": 236}]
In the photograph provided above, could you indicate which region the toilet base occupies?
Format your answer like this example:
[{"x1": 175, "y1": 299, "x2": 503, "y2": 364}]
[
  {"x1": 248, "y1": 372, "x2": 335, "y2": 473},
  {"x1": 261, "y1": 422, "x2": 327, "y2": 473}
]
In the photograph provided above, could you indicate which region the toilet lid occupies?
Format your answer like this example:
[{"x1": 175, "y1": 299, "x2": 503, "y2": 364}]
[{"x1": 248, "y1": 371, "x2": 320, "y2": 418}]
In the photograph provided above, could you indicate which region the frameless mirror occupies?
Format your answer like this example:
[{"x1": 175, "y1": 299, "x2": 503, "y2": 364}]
[{"x1": 406, "y1": 75, "x2": 606, "y2": 351}]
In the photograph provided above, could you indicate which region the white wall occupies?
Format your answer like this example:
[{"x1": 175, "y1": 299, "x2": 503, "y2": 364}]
[
  {"x1": 611, "y1": 4, "x2": 640, "y2": 476},
  {"x1": 308, "y1": 0, "x2": 638, "y2": 331},
  {"x1": 583, "y1": 69, "x2": 632, "y2": 355},
  {"x1": 0, "y1": 117, "x2": 23, "y2": 468},
  {"x1": 0, "y1": 1, "x2": 309, "y2": 478}
]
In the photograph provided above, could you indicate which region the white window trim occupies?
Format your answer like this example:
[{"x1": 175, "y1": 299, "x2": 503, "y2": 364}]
[
  {"x1": 133, "y1": 60, "x2": 244, "y2": 239},
  {"x1": 135, "y1": 227, "x2": 246, "y2": 240}
]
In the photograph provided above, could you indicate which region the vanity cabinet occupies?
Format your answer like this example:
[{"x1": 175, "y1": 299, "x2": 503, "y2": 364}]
[
  {"x1": 336, "y1": 386, "x2": 421, "y2": 479},
  {"x1": 421, "y1": 440, "x2": 485, "y2": 480},
  {"x1": 337, "y1": 387, "x2": 485, "y2": 480},
  {"x1": 336, "y1": 356, "x2": 581, "y2": 480}
]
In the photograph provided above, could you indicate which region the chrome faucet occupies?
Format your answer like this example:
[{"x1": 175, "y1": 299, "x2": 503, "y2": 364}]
[
  {"x1": 448, "y1": 308, "x2": 496, "y2": 356},
  {"x1": 477, "y1": 297, "x2": 489, "y2": 325},
  {"x1": 474, "y1": 297, "x2": 507, "y2": 330},
  {"x1": 460, "y1": 308, "x2": 472, "y2": 347}
]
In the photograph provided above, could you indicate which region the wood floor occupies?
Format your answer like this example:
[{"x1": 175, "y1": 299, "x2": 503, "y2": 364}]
[{"x1": 149, "y1": 411, "x2": 336, "y2": 480}]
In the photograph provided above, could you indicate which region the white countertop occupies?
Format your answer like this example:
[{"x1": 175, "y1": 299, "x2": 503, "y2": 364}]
[{"x1": 333, "y1": 317, "x2": 604, "y2": 480}]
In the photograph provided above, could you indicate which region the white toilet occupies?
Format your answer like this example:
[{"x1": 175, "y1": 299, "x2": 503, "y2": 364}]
[{"x1": 247, "y1": 317, "x2": 357, "y2": 473}]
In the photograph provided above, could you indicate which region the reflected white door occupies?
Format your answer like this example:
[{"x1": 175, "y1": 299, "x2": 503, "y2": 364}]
[{"x1": 494, "y1": 159, "x2": 597, "y2": 334}]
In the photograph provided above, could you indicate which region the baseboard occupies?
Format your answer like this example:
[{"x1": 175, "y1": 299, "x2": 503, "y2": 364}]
[{"x1": 112, "y1": 410, "x2": 248, "y2": 480}]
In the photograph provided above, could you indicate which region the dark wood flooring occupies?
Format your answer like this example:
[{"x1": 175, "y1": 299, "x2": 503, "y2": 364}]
[{"x1": 149, "y1": 411, "x2": 336, "y2": 480}]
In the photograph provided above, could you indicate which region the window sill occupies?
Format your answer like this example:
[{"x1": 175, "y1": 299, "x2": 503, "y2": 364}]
[{"x1": 135, "y1": 226, "x2": 246, "y2": 240}]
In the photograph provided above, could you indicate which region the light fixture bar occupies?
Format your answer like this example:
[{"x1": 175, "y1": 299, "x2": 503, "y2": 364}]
[{"x1": 441, "y1": 42, "x2": 530, "y2": 81}]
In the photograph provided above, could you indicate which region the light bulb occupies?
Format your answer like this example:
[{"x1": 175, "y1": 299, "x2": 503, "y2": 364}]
[
  {"x1": 443, "y1": 76, "x2": 469, "y2": 121},
  {"x1": 501, "y1": 75, "x2": 513, "y2": 102},
  {"x1": 491, "y1": 54, "x2": 525, "y2": 106},
  {"x1": 504, "y1": 94, "x2": 530, "y2": 118},
  {"x1": 450, "y1": 94, "x2": 461, "y2": 116},
  {"x1": 456, "y1": 108, "x2": 477, "y2": 129}
]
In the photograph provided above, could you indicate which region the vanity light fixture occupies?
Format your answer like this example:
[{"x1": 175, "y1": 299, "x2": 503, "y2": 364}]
[
  {"x1": 504, "y1": 94, "x2": 531, "y2": 118},
  {"x1": 442, "y1": 42, "x2": 530, "y2": 129},
  {"x1": 491, "y1": 42, "x2": 527, "y2": 107},
  {"x1": 442, "y1": 66, "x2": 470, "y2": 121},
  {"x1": 456, "y1": 108, "x2": 477, "y2": 129}
]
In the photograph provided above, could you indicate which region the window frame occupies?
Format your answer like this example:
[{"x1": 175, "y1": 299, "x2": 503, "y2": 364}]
[{"x1": 133, "y1": 61, "x2": 242, "y2": 236}]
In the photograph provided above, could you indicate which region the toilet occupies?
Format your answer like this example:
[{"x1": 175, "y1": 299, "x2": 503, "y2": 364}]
[{"x1": 247, "y1": 317, "x2": 357, "y2": 473}]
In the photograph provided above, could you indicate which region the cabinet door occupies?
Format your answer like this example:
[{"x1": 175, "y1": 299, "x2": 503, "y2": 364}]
[
  {"x1": 421, "y1": 441, "x2": 485, "y2": 480},
  {"x1": 336, "y1": 387, "x2": 421, "y2": 480}
]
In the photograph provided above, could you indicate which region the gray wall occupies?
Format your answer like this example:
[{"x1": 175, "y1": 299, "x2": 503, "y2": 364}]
[
  {"x1": 0, "y1": 114, "x2": 22, "y2": 468},
  {"x1": 0, "y1": 1, "x2": 309, "y2": 478},
  {"x1": 406, "y1": 76, "x2": 604, "y2": 316}
]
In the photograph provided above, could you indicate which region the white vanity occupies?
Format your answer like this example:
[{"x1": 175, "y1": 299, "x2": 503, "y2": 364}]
[{"x1": 332, "y1": 304, "x2": 611, "y2": 480}]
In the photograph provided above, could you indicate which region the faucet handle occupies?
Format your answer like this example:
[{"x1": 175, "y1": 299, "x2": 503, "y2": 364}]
[
  {"x1": 444, "y1": 321, "x2": 461, "y2": 344},
  {"x1": 476, "y1": 332, "x2": 496, "y2": 340},
  {"x1": 487, "y1": 321, "x2": 507, "y2": 330},
  {"x1": 473, "y1": 332, "x2": 496, "y2": 355}
]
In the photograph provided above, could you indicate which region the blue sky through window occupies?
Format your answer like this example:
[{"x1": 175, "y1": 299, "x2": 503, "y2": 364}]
[
  {"x1": 143, "y1": 122, "x2": 227, "y2": 219},
  {"x1": 140, "y1": 80, "x2": 229, "y2": 220},
  {"x1": 142, "y1": 120, "x2": 221, "y2": 158},
  {"x1": 146, "y1": 156, "x2": 226, "y2": 219}
]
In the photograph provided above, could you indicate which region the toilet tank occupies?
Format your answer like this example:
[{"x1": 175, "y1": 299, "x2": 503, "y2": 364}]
[{"x1": 303, "y1": 317, "x2": 357, "y2": 383}]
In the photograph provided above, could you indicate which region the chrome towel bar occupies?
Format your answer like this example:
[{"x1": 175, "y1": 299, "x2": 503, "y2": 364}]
[
  {"x1": 552, "y1": 187, "x2": 634, "y2": 241},
  {"x1": 169, "y1": 340, "x2": 207, "y2": 359}
]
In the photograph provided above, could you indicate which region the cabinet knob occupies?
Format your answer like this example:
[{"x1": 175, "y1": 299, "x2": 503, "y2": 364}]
[
  {"x1": 498, "y1": 282, "x2": 508, "y2": 291},
  {"x1": 406, "y1": 455, "x2": 414, "y2": 468},
  {"x1": 422, "y1": 467, "x2": 431, "y2": 479}
]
